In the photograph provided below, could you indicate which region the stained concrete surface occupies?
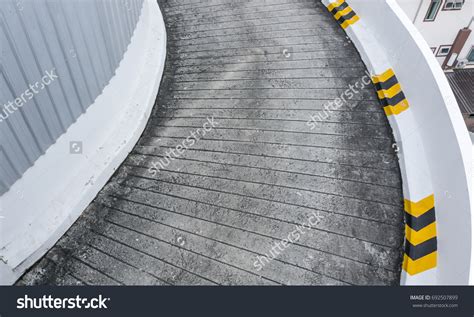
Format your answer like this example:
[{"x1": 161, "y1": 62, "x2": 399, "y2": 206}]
[{"x1": 18, "y1": 0, "x2": 404, "y2": 286}]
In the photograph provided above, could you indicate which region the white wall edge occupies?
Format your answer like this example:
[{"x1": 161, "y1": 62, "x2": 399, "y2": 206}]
[
  {"x1": 0, "y1": 0, "x2": 166, "y2": 285},
  {"x1": 387, "y1": 0, "x2": 473, "y2": 285},
  {"x1": 321, "y1": 0, "x2": 473, "y2": 285}
]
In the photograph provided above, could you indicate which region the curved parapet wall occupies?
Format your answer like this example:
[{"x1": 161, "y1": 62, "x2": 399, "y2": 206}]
[
  {"x1": 0, "y1": 0, "x2": 144, "y2": 194},
  {"x1": 322, "y1": 0, "x2": 473, "y2": 285},
  {"x1": 0, "y1": 0, "x2": 166, "y2": 284}
]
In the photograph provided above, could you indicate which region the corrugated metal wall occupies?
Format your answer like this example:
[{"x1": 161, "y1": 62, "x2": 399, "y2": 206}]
[{"x1": 0, "y1": 0, "x2": 144, "y2": 195}]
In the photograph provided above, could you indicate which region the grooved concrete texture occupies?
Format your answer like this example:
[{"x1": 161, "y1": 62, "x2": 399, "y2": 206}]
[{"x1": 19, "y1": 0, "x2": 404, "y2": 286}]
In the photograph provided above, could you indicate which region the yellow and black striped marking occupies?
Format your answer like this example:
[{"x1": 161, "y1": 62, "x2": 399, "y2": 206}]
[
  {"x1": 403, "y1": 195, "x2": 437, "y2": 276},
  {"x1": 372, "y1": 69, "x2": 410, "y2": 116},
  {"x1": 326, "y1": 0, "x2": 360, "y2": 29}
]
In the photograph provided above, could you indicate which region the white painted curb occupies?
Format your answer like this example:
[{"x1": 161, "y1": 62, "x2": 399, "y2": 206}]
[
  {"x1": 0, "y1": 0, "x2": 166, "y2": 285},
  {"x1": 322, "y1": 0, "x2": 473, "y2": 285}
]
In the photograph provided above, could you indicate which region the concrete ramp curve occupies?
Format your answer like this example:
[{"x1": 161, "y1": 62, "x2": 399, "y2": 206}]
[{"x1": 19, "y1": 0, "x2": 404, "y2": 286}]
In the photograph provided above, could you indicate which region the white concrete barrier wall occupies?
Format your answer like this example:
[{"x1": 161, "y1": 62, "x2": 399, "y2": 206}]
[
  {"x1": 0, "y1": 0, "x2": 144, "y2": 195},
  {"x1": 0, "y1": 0, "x2": 166, "y2": 284},
  {"x1": 322, "y1": 0, "x2": 473, "y2": 285}
]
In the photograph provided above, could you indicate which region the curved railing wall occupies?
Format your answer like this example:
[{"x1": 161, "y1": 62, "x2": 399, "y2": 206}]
[
  {"x1": 322, "y1": 0, "x2": 473, "y2": 285},
  {"x1": 0, "y1": 0, "x2": 166, "y2": 284},
  {"x1": 0, "y1": 0, "x2": 143, "y2": 195}
]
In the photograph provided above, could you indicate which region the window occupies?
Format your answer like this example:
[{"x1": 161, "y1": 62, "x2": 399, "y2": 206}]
[
  {"x1": 431, "y1": 47, "x2": 437, "y2": 54},
  {"x1": 425, "y1": 0, "x2": 442, "y2": 21},
  {"x1": 468, "y1": 47, "x2": 474, "y2": 63},
  {"x1": 437, "y1": 45, "x2": 452, "y2": 57},
  {"x1": 444, "y1": 0, "x2": 465, "y2": 10}
]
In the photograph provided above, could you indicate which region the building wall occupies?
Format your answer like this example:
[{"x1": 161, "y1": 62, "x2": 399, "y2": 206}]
[
  {"x1": 459, "y1": 20, "x2": 473, "y2": 62},
  {"x1": 397, "y1": 0, "x2": 422, "y2": 20},
  {"x1": 0, "y1": 0, "x2": 144, "y2": 195},
  {"x1": 397, "y1": 0, "x2": 473, "y2": 67}
]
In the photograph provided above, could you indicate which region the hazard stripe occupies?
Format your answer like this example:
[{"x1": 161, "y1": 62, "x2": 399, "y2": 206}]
[
  {"x1": 372, "y1": 68, "x2": 410, "y2": 116},
  {"x1": 327, "y1": 0, "x2": 346, "y2": 11},
  {"x1": 376, "y1": 83, "x2": 402, "y2": 99},
  {"x1": 382, "y1": 99, "x2": 410, "y2": 116},
  {"x1": 405, "y1": 223, "x2": 437, "y2": 246},
  {"x1": 402, "y1": 195, "x2": 437, "y2": 276},
  {"x1": 372, "y1": 68, "x2": 395, "y2": 84},
  {"x1": 403, "y1": 252, "x2": 437, "y2": 276},
  {"x1": 339, "y1": 12, "x2": 360, "y2": 29},
  {"x1": 405, "y1": 195, "x2": 435, "y2": 217},
  {"x1": 405, "y1": 208, "x2": 436, "y2": 231},
  {"x1": 326, "y1": 0, "x2": 360, "y2": 29},
  {"x1": 330, "y1": 1, "x2": 348, "y2": 15},
  {"x1": 333, "y1": 6, "x2": 352, "y2": 20},
  {"x1": 374, "y1": 74, "x2": 398, "y2": 91},
  {"x1": 405, "y1": 237, "x2": 437, "y2": 260},
  {"x1": 378, "y1": 90, "x2": 406, "y2": 108}
]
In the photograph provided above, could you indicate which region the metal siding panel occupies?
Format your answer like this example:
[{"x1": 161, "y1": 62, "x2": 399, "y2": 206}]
[{"x1": 0, "y1": 0, "x2": 142, "y2": 195}]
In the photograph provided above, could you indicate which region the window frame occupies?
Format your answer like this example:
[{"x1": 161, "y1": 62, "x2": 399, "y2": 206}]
[
  {"x1": 443, "y1": 0, "x2": 465, "y2": 10},
  {"x1": 424, "y1": 0, "x2": 443, "y2": 22},
  {"x1": 467, "y1": 46, "x2": 474, "y2": 64},
  {"x1": 437, "y1": 45, "x2": 452, "y2": 57}
]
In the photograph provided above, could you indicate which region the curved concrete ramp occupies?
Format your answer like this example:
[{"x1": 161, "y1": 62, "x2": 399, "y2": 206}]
[{"x1": 19, "y1": 0, "x2": 404, "y2": 285}]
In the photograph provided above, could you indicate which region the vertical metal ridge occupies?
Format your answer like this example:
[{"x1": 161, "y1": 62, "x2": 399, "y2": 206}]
[
  {"x1": 0, "y1": 65, "x2": 44, "y2": 154},
  {"x1": 0, "y1": 10, "x2": 54, "y2": 144},
  {"x1": 94, "y1": 0, "x2": 116, "y2": 76},
  {"x1": 0, "y1": 0, "x2": 142, "y2": 194},
  {"x1": 31, "y1": 1, "x2": 76, "y2": 123},
  {"x1": 71, "y1": 2, "x2": 102, "y2": 98},
  {"x1": 58, "y1": 1, "x2": 94, "y2": 105},
  {"x1": 14, "y1": 1, "x2": 67, "y2": 134},
  {"x1": 113, "y1": 0, "x2": 128, "y2": 53},
  {"x1": 104, "y1": 0, "x2": 120, "y2": 67},
  {"x1": 45, "y1": 1, "x2": 87, "y2": 112}
]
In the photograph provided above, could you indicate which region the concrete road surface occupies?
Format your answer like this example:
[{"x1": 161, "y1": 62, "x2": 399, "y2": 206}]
[{"x1": 19, "y1": 0, "x2": 404, "y2": 286}]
